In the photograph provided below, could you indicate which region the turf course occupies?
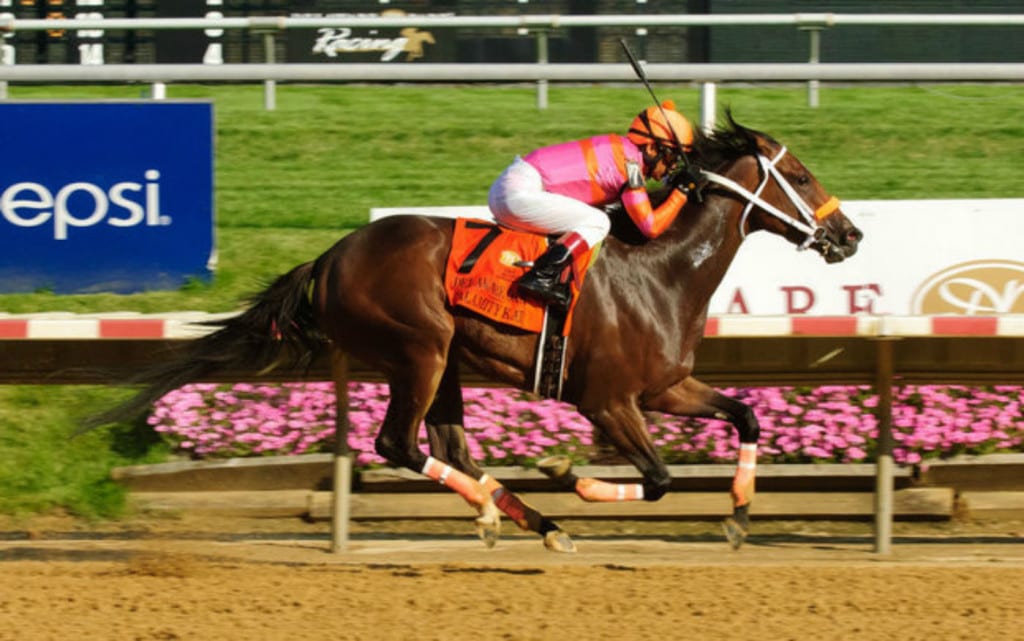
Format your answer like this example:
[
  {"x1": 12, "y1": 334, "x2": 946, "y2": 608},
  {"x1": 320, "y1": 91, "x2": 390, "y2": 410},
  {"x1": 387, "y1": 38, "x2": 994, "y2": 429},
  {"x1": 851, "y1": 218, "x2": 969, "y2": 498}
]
[{"x1": 0, "y1": 82, "x2": 1022, "y2": 516}]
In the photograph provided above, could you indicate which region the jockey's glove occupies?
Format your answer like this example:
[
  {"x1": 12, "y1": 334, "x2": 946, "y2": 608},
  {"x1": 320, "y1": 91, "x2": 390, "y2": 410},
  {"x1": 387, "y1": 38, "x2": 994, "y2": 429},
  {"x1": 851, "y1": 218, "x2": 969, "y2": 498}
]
[{"x1": 672, "y1": 165, "x2": 707, "y2": 202}]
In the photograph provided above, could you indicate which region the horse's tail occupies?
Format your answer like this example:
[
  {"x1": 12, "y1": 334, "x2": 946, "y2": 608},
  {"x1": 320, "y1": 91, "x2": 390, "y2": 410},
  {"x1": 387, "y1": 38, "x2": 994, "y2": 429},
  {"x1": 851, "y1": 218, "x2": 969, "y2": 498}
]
[{"x1": 82, "y1": 261, "x2": 323, "y2": 433}]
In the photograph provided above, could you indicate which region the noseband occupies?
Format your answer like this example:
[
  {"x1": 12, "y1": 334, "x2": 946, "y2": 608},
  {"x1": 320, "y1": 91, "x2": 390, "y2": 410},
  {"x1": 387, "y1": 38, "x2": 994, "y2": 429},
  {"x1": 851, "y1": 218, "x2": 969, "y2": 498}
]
[{"x1": 700, "y1": 147, "x2": 840, "y2": 251}]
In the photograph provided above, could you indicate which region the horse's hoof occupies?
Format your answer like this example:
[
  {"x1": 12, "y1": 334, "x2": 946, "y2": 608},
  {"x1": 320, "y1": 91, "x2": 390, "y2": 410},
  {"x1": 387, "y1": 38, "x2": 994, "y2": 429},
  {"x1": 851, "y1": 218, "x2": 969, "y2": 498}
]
[
  {"x1": 537, "y1": 455, "x2": 572, "y2": 479},
  {"x1": 476, "y1": 521, "x2": 500, "y2": 548},
  {"x1": 475, "y1": 503, "x2": 501, "y2": 549},
  {"x1": 722, "y1": 517, "x2": 748, "y2": 550},
  {"x1": 543, "y1": 529, "x2": 577, "y2": 553}
]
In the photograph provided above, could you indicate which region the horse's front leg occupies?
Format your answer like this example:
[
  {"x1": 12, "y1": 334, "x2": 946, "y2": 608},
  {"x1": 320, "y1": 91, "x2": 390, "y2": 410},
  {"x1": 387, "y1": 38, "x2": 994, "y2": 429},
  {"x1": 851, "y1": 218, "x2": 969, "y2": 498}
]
[
  {"x1": 643, "y1": 376, "x2": 761, "y2": 549},
  {"x1": 539, "y1": 397, "x2": 672, "y2": 505}
]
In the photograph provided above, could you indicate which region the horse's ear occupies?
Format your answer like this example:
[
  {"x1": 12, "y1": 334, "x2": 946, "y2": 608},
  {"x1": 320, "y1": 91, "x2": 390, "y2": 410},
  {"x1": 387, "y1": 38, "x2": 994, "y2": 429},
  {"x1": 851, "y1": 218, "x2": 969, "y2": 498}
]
[
  {"x1": 722, "y1": 108, "x2": 762, "y2": 153},
  {"x1": 721, "y1": 108, "x2": 743, "y2": 136},
  {"x1": 723, "y1": 107, "x2": 739, "y2": 130}
]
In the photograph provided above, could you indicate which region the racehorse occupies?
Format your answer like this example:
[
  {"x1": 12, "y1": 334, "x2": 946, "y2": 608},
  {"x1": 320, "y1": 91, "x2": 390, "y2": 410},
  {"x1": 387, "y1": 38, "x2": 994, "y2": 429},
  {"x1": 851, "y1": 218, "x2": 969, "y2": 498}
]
[{"x1": 98, "y1": 113, "x2": 862, "y2": 553}]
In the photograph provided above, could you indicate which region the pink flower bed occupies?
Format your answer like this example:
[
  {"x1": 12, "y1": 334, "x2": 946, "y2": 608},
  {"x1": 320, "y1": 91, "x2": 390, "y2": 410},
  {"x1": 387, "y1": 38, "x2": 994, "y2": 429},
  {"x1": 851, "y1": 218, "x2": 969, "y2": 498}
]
[{"x1": 148, "y1": 383, "x2": 1024, "y2": 467}]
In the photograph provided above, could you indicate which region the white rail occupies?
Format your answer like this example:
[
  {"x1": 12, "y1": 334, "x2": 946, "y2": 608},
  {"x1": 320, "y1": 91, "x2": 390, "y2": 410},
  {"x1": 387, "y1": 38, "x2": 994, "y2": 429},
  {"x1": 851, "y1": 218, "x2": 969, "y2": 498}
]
[
  {"x1": 2, "y1": 62, "x2": 1021, "y2": 131},
  {"x1": 4, "y1": 14, "x2": 1024, "y2": 31},
  {"x1": 3, "y1": 62, "x2": 1022, "y2": 83}
]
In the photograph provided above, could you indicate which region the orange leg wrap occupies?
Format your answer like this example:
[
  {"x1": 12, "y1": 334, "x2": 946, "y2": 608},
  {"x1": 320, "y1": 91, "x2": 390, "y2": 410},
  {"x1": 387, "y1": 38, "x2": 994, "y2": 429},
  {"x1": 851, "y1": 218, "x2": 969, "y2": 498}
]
[
  {"x1": 731, "y1": 443, "x2": 757, "y2": 508},
  {"x1": 575, "y1": 478, "x2": 644, "y2": 502},
  {"x1": 422, "y1": 456, "x2": 485, "y2": 507},
  {"x1": 481, "y1": 474, "x2": 538, "y2": 531}
]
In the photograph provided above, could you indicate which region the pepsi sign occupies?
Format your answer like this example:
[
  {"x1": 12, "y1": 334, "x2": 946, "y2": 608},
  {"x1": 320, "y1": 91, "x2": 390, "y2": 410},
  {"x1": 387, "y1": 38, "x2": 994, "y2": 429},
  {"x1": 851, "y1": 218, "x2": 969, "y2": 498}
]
[{"x1": 0, "y1": 101, "x2": 214, "y2": 294}]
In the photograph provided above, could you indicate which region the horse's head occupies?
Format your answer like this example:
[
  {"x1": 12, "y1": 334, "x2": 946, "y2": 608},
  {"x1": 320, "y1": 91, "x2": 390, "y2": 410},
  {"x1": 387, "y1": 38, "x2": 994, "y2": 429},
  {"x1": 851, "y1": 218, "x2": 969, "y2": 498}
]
[{"x1": 692, "y1": 114, "x2": 862, "y2": 264}]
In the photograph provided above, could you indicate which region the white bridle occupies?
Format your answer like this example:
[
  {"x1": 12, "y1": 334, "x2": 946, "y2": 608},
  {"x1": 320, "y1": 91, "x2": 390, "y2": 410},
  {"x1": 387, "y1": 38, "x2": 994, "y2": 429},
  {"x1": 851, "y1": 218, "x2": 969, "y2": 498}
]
[{"x1": 700, "y1": 146, "x2": 840, "y2": 251}]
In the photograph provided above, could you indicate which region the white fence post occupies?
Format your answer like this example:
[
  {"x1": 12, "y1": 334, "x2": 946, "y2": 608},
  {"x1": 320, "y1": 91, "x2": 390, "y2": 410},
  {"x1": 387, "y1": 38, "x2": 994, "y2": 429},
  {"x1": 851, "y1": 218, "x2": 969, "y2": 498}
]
[
  {"x1": 699, "y1": 81, "x2": 716, "y2": 133},
  {"x1": 805, "y1": 26, "x2": 823, "y2": 108},
  {"x1": 262, "y1": 31, "x2": 276, "y2": 111},
  {"x1": 535, "y1": 29, "x2": 548, "y2": 111},
  {"x1": 247, "y1": 16, "x2": 283, "y2": 111}
]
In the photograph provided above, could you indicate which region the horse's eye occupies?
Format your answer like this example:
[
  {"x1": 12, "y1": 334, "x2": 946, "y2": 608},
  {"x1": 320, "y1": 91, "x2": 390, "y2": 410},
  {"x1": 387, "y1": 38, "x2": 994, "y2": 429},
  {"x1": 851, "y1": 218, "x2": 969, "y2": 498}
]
[{"x1": 796, "y1": 174, "x2": 811, "y2": 186}]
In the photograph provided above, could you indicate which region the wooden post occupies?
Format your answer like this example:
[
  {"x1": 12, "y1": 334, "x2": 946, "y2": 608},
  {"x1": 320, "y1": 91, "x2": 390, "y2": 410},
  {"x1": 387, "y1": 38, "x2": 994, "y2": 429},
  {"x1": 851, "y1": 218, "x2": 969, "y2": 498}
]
[
  {"x1": 873, "y1": 337, "x2": 898, "y2": 554},
  {"x1": 330, "y1": 348, "x2": 352, "y2": 553}
]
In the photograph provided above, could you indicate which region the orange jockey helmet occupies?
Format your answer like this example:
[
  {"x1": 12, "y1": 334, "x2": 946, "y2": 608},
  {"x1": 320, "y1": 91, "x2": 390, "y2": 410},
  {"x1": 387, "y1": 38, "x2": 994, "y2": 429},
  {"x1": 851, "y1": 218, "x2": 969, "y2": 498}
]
[{"x1": 627, "y1": 99, "x2": 694, "y2": 155}]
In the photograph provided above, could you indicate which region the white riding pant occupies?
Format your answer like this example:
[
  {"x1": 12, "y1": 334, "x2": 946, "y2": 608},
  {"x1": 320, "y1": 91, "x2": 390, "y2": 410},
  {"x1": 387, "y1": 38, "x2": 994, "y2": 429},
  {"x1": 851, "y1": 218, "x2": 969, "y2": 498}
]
[{"x1": 488, "y1": 156, "x2": 611, "y2": 248}]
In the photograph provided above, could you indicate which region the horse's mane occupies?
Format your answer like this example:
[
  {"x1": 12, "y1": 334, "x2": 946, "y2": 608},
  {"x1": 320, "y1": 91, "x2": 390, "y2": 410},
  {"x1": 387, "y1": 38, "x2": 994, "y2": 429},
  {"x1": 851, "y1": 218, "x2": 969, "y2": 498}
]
[{"x1": 689, "y1": 109, "x2": 776, "y2": 174}]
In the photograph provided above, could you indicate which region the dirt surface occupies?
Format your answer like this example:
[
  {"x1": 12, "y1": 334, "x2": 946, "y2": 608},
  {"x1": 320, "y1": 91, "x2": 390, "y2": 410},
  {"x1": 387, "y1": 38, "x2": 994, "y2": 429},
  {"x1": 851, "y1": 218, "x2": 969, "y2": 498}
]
[{"x1": 1, "y1": 513, "x2": 1023, "y2": 641}]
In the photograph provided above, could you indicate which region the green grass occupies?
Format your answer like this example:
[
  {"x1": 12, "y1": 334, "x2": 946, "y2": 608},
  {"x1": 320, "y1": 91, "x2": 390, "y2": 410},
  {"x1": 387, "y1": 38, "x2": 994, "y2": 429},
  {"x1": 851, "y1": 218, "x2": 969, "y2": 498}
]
[
  {"x1": 0, "y1": 386, "x2": 169, "y2": 518},
  {"x1": 1, "y1": 82, "x2": 1023, "y2": 516}
]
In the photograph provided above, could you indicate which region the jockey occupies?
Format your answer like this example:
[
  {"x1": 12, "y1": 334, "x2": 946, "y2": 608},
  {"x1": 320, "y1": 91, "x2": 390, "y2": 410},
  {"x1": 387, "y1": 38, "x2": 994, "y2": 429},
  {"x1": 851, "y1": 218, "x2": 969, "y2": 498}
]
[{"x1": 488, "y1": 100, "x2": 697, "y2": 311}]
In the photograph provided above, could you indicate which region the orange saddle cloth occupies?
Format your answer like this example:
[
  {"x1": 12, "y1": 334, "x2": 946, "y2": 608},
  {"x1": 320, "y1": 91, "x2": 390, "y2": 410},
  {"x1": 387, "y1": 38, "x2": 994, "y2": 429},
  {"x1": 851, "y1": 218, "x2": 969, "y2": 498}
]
[{"x1": 445, "y1": 218, "x2": 595, "y2": 335}]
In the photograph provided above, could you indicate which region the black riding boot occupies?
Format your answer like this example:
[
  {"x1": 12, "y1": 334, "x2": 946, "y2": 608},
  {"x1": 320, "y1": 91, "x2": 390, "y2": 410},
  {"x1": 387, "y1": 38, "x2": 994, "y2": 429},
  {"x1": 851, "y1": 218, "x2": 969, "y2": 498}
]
[{"x1": 516, "y1": 242, "x2": 573, "y2": 310}]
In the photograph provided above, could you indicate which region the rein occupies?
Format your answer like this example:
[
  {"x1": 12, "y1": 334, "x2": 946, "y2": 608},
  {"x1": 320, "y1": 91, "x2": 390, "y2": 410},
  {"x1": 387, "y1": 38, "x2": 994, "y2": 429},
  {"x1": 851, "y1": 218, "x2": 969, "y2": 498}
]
[{"x1": 700, "y1": 146, "x2": 840, "y2": 251}]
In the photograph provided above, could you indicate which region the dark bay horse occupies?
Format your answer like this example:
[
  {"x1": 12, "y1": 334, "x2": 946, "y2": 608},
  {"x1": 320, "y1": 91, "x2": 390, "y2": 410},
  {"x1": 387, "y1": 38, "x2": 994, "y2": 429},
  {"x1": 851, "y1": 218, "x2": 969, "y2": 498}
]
[{"x1": 101, "y1": 114, "x2": 862, "y2": 552}]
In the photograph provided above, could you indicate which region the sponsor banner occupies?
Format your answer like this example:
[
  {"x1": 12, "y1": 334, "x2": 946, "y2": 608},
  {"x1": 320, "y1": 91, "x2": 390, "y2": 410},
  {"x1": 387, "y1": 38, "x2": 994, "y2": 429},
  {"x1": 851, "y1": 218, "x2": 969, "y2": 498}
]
[
  {"x1": 370, "y1": 198, "x2": 1024, "y2": 316},
  {"x1": 710, "y1": 199, "x2": 1024, "y2": 316},
  {"x1": 0, "y1": 101, "x2": 215, "y2": 294}
]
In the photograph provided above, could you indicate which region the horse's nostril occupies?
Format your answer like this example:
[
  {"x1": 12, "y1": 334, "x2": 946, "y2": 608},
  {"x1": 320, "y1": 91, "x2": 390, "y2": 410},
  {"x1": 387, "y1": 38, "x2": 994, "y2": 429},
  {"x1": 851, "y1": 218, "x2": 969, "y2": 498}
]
[{"x1": 847, "y1": 229, "x2": 863, "y2": 244}]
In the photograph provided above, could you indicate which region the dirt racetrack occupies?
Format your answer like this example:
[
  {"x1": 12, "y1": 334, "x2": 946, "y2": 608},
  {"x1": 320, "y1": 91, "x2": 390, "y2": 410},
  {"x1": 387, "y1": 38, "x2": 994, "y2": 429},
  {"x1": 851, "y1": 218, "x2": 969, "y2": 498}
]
[{"x1": 1, "y1": 514, "x2": 1022, "y2": 641}]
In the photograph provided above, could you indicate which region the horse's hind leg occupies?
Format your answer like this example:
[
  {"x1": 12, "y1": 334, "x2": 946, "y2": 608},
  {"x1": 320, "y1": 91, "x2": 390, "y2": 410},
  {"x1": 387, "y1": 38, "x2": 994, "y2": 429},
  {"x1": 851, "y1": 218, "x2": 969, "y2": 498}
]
[
  {"x1": 372, "y1": 344, "x2": 494, "y2": 523},
  {"x1": 425, "y1": 359, "x2": 576, "y2": 553},
  {"x1": 644, "y1": 376, "x2": 761, "y2": 550},
  {"x1": 421, "y1": 359, "x2": 499, "y2": 548}
]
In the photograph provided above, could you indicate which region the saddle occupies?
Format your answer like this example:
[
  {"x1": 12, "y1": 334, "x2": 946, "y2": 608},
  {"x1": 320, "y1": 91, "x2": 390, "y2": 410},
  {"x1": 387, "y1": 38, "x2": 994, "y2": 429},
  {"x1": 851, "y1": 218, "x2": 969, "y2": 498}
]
[{"x1": 444, "y1": 218, "x2": 597, "y2": 399}]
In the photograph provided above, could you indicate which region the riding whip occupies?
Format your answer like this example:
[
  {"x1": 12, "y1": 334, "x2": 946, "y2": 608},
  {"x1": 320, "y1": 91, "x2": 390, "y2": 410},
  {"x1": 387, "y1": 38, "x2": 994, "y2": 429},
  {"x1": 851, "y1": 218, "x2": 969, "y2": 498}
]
[{"x1": 619, "y1": 38, "x2": 702, "y2": 197}]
